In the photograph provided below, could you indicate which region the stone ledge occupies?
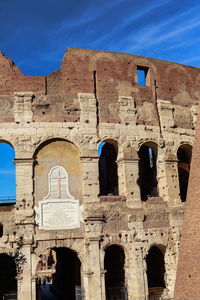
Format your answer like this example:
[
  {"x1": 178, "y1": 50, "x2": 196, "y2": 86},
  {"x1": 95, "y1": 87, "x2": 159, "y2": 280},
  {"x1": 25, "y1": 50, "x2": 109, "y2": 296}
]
[{"x1": 99, "y1": 195, "x2": 126, "y2": 202}]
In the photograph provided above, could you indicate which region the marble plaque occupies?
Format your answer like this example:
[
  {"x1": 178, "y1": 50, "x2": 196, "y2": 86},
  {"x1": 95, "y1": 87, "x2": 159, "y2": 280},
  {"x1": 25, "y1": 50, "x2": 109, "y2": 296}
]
[
  {"x1": 39, "y1": 199, "x2": 80, "y2": 230},
  {"x1": 38, "y1": 166, "x2": 82, "y2": 230}
]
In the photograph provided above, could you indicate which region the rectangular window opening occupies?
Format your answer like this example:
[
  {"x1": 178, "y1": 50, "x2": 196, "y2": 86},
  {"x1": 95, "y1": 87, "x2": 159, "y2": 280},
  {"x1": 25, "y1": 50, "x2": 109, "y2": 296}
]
[{"x1": 137, "y1": 66, "x2": 149, "y2": 86}]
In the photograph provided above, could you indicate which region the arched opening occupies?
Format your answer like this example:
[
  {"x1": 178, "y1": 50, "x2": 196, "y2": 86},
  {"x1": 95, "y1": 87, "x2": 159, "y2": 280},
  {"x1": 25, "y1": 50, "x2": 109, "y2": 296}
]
[
  {"x1": 104, "y1": 245, "x2": 127, "y2": 299},
  {"x1": 98, "y1": 141, "x2": 118, "y2": 196},
  {"x1": 138, "y1": 142, "x2": 158, "y2": 201},
  {"x1": 177, "y1": 144, "x2": 192, "y2": 202},
  {"x1": 0, "y1": 224, "x2": 3, "y2": 237},
  {"x1": 146, "y1": 246, "x2": 165, "y2": 299},
  {"x1": 33, "y1": 139, "x2": 83, "y2": 207},
  {"x1": 0, "y1": 142, "x2": 16, "y2": 204},
  {"x1": 0, "y1": 253, "x2": 17, "y2": 298},
  {"x1": 36, "y1": 247, "x2": 82, "y2": 300}
]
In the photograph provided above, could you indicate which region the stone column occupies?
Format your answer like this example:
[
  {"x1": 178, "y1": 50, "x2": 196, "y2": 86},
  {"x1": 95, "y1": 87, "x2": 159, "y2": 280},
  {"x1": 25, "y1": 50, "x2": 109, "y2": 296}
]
[
  {"x1": 126, "y1": 246, "x2": 148, "y2": 300},
  {"x1": 81, "y1": 156, "x2": 99, "y2": 203},
  {"x1": 85, "y1": 217, "x2": 104, "y2": 300},
  {"x1": 79, "y1": 93, "x2": 97, "y2": 124},
  {"x1": 100, "y1": 270, "x2": 106, "y2": 300},
  {"x1": 13, "y1": 92, "x2": 33, "y2": 123},
  {"x1": 17, "y1": 244, "x2": 33, "y2": 300},
  {"x1": 158, "y1": 159, "x2": 181, "y2": 204},
  {"x1": 82, "y1": 271, "x2": 93, "y2": 300},
  {"x1": 14, "y1": 158, "x2": 35, "y2": 226},
  {"x1": 89, "y1": 238, "x2": 102, "y2": 300},
  {"x1": 31, "y1": 276, "x2": 37, "y2": 300},
  {"x1": 117, "y1": 158, "x2": 141, "y2": 208},
  {"x1": 14, "y1": 158, "x2": 35, "y2": 299}
]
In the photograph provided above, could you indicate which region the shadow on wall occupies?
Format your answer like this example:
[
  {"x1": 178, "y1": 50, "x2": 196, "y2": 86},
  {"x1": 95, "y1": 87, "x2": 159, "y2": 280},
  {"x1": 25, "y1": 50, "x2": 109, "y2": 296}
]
[
  {"x1": 98, "y1": 141, "x2": 118, "y2": 196},
  {"x1": 177, "y1": 144, "x2": 192, "y2": 202},
  {"x1": 138, "y1": 142, "x2": 158, "y2": 201}
]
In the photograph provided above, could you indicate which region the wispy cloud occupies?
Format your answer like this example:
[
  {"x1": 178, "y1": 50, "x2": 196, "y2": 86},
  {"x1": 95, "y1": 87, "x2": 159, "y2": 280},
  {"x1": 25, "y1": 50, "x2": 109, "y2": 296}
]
[
  {"x1": 2, "y1": 0, "x2": 200, "y2": 74},
  {"x1": 0, "y1": 169, "x2": 15, "y2": 175}
]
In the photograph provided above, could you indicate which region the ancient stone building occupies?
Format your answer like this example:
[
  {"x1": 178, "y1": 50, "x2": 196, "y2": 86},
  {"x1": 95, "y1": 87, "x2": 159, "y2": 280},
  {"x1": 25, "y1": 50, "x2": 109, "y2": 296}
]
[{"x1": 0, "y1": 48, "x2": 199, "y2": 300}]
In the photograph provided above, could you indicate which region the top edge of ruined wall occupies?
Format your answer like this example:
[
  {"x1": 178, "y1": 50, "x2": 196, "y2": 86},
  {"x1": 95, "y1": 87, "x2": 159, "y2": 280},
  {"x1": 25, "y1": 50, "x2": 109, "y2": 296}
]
[
  {"x1": 62, "y1": 47, "x2": 200, "y2": 71},
  {"x1": 1, "y1": 47, "x2": 200, "y2": 81}
]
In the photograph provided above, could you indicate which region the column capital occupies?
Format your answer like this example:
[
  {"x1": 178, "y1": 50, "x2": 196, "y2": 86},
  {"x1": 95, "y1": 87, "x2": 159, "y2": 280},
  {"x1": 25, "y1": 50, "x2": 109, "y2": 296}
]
[{"x1": 14, "y1": 158, "x2": 34, "y2": 165}]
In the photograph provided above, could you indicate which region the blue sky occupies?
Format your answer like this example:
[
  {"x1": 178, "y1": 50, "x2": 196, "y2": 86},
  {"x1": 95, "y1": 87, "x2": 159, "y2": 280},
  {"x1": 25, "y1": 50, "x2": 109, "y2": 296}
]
[
  {"x1": 0, "y1": 144, "x2": 15, "y2": 198},
  {"x1": 1, "y1": 0, "x2": 200, "y2": 76},
  {"x1": 0, "y1": 0, "x2": 200, "y2": 197}
]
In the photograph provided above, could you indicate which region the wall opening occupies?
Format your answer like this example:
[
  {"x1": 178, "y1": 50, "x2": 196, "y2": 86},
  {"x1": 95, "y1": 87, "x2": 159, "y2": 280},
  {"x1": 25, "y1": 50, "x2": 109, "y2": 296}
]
[
  {"x1": 138, "y1": 142, "x2": 158, "y2": 201},
  {"x1": 104, "y1": 245, "x2": 127, "y2": 299},
  {"x1": 98, "y1": 141, "x2": 118, "y2": 196},
  {"x1": 137, "y1": 66, "x2": 150, "y2": 86},
  {"x1": 0, "y1": 254, "x2": 17, "y2": 297},
  {"x1": 177, "y1": 144, "x2": 192, "y2": 202},
  {"x1": 36, "y1": 247, "x2": 83, "y2": 300},
  {"x1": 146, "y1": 246, "x2": 165, "y2": 299},
  {"x1": 0, "y1": 224, "x2": 3, "y2": 237},
  {"x1": 33, "y1": 139, "x2": 83, "y2": 207},
  {"x1": 0, "y1": 142, "x2": 16, "y2": 204}
]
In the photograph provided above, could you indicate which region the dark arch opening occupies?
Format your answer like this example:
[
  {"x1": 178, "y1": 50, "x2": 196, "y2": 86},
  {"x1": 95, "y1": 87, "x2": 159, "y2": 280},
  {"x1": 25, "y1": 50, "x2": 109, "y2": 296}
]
[
  {"x1": 0, "y1": 254, "x2": 17, "y2": 295},
  {"x1": 104, "y1": 245, "x2": 127, "y2": 299},
  {"x1": 0, "y1": 224, "x2": 3, "y2": 237},
  {"x1": 98, "y1": 141, "x2": 118, "y2": 196},
  {"x1": 177, "y1": 144, "x2": 192, "y2": 202},
  {"x1": 138, "y1": 142, "x2": 158, "y2": 201},
  {"x1": 146, "y1": 246, "x2": 165, "y2": 298},
  {"x1": 36, "y1": 248, "x2": 82, "y2": 300}
]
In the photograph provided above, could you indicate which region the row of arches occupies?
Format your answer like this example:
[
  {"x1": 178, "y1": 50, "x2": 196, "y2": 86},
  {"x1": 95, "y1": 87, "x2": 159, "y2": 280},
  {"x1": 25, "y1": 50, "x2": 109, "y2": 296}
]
[
  {"x1": 99, "y1": 140, "x2": 192, "y2": 202},
  {"x1": 0, "y1": 139, "x2": 192, "y2": 203},
  {"x1": 0, "y1": 140, "x2": 192, "y2": 203},
  {"x1": 35, "y1": 244, "x2": 166, "y2": 299}
]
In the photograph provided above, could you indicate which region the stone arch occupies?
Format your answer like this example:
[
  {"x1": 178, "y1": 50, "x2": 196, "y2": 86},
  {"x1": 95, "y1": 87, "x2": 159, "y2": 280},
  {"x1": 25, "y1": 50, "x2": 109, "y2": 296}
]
[
  {"x1": 104, "y1": 244, "x2": 127, "y2": 299},
  {"x1": 164, "y1": 65, "x2": 193, "y2": 102},
  {"x1": 138, "y1": 141, "x2": 158, "y2": 201},
  {"x1": 0, "y1": 140, "x2": 16, "y2": 203},
  {"x1": 177, "y1": 143, "x2": 193, "y2": 202},
  {"x1": 36, "y1": 247, "x2": 83, "y2": 300},
  {"x1": 33, "y1": 138, "x2": 83, "y2": 207},
  {"x1": 146, "y1": 245, "x2": 166, "y2": 299},
  {"x1": 98, "y1": 138, "x2": 118, "y2": 196},
  {"x1": 33, "y1": 137, "x2": 81, "y2": 158},
  {"x1": 89, "y1": 52, "x2": 118, "y2": 71},
  {"x1": 165, "y1": 64, "x2": 192, "y2": 82}
]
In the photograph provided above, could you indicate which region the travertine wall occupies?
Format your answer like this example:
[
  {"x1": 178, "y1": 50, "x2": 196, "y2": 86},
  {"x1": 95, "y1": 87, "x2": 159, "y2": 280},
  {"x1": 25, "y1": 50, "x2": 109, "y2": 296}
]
[{"x1": 0, "y1": 48, "x2": 199, "y2": 299}]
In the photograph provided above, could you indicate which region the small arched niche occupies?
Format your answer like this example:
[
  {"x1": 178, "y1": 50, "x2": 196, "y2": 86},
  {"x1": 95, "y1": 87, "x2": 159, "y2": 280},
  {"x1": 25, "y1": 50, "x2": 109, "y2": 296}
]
[
  {"x1": 0, "y1": 142, "x2": 16, "y2": 204},
  {"x1": 177, "y1": 144, "x2": 192, "y2": 202},
  {"x1": 0, "y1": 253, "x2": 17, "y2": 296},
  {"x1": 98, "y1": 140, "x2": 118, "y2": 196},
  {"x1": 146, "y1": 245, "x2": 165, "y2": 299},
  {"x1": 36, "y1": 247, "x2": 82, "y2": 300},
  {"x1": 104, "y1": 245, "x2": 127, "y2": 299},
  {"x1": 138, "y1": 142, "x2": 158, "y2": 201},
  {"x1": 33, "y1": 139, "x2": 83, "y2": 206}
]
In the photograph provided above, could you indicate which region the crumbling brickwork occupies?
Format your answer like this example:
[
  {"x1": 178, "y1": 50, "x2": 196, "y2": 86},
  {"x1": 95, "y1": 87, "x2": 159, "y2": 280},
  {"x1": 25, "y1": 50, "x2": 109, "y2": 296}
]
[{"x1": 0, "y1": 48, "x2": 199, "y2": 299}]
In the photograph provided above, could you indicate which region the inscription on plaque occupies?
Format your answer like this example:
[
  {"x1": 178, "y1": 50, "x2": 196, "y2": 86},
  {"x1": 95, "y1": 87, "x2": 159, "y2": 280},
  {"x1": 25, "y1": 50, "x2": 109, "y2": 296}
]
[{"x1": 38, "y1": 166, "x2": 82, "y2": 230}]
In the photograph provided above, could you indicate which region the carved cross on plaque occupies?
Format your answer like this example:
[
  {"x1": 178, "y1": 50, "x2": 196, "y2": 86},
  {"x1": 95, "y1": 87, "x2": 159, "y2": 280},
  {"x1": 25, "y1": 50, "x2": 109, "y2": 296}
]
[
  {"x1": 44, "y1": 166, "x2": 74, "y2": 200},
  {"x1": 52, "y1": 170, "x2": 66, "y2": 198},
  {"x1": 37, "y1": 165, "x2": 83, "y2": 230}
]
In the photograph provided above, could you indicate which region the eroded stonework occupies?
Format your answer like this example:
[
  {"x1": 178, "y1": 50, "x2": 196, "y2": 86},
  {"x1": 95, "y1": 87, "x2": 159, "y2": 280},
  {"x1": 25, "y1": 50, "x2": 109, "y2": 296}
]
[{"x1": 0, "y1": 48, "x2": 199, "y2": 299}]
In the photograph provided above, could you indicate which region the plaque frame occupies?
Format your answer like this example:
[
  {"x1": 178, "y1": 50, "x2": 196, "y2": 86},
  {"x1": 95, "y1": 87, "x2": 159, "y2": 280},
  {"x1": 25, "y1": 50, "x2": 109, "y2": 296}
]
[{"x1": 39, "y1": 198, "x2": 80, "y2": 230}]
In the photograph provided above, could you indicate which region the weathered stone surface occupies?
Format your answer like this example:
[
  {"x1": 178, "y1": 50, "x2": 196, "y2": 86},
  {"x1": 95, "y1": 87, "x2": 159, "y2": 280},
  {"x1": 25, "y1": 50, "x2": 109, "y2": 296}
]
[{"x1": 0, "y1": 48, "x2": 198, "y2": 300}]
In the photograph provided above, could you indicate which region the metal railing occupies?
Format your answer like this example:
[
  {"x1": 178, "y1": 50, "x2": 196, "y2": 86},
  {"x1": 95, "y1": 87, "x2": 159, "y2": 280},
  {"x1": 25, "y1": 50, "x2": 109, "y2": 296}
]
[
  {"x1": 0, "y1": 292, "x2": 17, "y2": 300},
  {"x1": 0, "y1": 196, "x2": 16, "y2": 204}
]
